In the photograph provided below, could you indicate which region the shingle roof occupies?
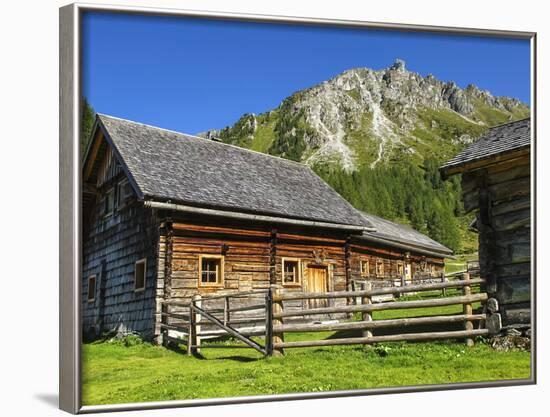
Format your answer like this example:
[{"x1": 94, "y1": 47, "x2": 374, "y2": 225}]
[
  {"x1": 97, "y1": 114, "x2": 369, "y2": 228},
  {"x1": 359, "y1": 212, "x2": 453, "y2": 256},
  {"x1": 440, "y1": 118, "x2": 530, "y2": 175}
]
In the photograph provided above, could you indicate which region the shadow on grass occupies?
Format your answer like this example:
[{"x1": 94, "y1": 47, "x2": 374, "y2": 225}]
[{"x1": 165, "y1": 338, "x2": 264, "y2": 362}]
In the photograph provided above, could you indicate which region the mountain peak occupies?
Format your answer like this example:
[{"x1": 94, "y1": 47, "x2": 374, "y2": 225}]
[
  {"x1": 389, "y1": 59, "x2": 406, "y2": 72},
  {"x1": 202, "y1": 62, "x2": 529, "y2": 171}
]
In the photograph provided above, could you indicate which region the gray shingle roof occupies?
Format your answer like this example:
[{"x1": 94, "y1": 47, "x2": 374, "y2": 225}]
[
  {"x1": 97, "y1": 114, "x2": 369, "y2": 228},
  {"x1": 359, "y1": 212, "x2": 453, "y2": 256},
  {"x1": 440, "y1": 118, "x2": 530, "y2": 174}
]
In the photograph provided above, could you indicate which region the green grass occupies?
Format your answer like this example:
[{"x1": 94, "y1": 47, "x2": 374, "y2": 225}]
[
  {"x1": 82, "y1": 298, "x2": 530, "y2": 406},
  {"x1": 445, "y1": 253, "x2": 479, "y2": 275},
  {"x1": 82, "y1": 334, "x2": 529, "y2": 406}
]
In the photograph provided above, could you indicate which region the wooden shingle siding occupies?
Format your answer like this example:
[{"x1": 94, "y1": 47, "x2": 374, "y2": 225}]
[
  {"x1": 463, "y1": 153, "x2": 530, "y2": 326},
  {"x1": 82, "y1": 196, "x2": 160, "y2": 340}
]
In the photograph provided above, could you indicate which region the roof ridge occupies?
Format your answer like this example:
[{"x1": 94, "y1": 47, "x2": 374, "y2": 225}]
[
  {"x1": 487, "y1": 116, "x2": 530, "y2": 130},
  {"x1": 97, "y1": 113, "x2": 310, "y2": 170}
]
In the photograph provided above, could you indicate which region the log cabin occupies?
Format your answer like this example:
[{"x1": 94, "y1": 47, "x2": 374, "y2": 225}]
[
  {"x1": 82, "y1": 114, "x2": 452, "y2": 340},
  {"x1": 440, "y1": 118, "x2": 531, "y2": 330}
]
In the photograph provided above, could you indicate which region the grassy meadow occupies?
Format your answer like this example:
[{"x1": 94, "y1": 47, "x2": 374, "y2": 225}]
[{"x1": 82, "y1": 300, "x2": 530, "y2": 406}]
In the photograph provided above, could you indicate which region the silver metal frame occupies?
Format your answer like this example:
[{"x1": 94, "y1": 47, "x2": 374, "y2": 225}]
[{"x1": 59, "y1": 2, "x2": 537, "y2": 414}]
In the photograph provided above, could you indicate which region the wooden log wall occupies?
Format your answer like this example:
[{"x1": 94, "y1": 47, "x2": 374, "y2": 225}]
[
  {"x1": 161, "y1": 219, "x2": 447, "y2": 328},
  {"x1": 349, "y1": 242, "x2": 445, "y2": 283},
  {"x1": 461, "y1": 153, "x2": 531, "y2": 327}
]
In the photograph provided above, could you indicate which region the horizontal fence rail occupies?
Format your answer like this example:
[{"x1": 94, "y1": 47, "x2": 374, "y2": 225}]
[
  {"x1": 273, "y1": 293, "x2": 488, "y2": 319},
  {"x1": 269, "y1": 273, "x2": 493, "y2": 355},
  {"x1": 274, "y1": 329, "x2": 490, "y2": 349},
  {"x1": 274, "y1": 314, "x2": 487, "y2": 333},
  {"x1": 274, "y1": 278, "x2": 485, "y2": 301},
  {"x1": 159, "y1": 273, "x2": 498, "y2": 357}
]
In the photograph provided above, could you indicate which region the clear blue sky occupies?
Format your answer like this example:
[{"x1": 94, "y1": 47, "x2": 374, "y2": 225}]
[{"x1": 83, "y1": 12, "x2": 531, "y2": 134}]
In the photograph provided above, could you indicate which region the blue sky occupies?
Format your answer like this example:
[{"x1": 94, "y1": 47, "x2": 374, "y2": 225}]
[{"x1": 82, "y1": 12, "x2": 531, "y2": 134}]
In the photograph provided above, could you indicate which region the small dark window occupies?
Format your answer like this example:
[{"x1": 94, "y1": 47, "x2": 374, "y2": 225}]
[
  {"x1": 283, "y1": 259, "x2": 300, "y2": 285},
  {"x1": 104, "y1": 188, "x2": 115, "y2": 216},
  {"x1": 87, "y1": 276, "x2": 96, "y2": 303},
  {"x1": 134, "y1": 259, "x2": 146, "y2": 291},
  {"x1": 117, "y1": 179, "x2": 133, "y2": 207},
  {"x1": 200, "y1": 256, "x2": 223, "y2": 285}
]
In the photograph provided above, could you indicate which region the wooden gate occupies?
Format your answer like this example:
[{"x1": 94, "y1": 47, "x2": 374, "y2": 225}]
[{"x1": 160, "y1": 290, "x2": 271, "y2": 356}]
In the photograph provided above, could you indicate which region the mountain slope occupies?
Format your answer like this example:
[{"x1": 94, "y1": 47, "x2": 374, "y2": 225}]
[
  {"x1": 200, "y1": 60, "x2": 529, "y2": 252},
  {"x1": 202, "y1": 59, "x2": 528, "y2": 170}
]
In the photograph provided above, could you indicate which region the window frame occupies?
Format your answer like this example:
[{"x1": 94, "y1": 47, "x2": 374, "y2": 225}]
[
  {"x1": 87, "y1": 275, "x2": 96, "y2": 303},
  {"x1": 198, "y1": 254, "x2": 224, "y2": 287},
  {"x1": 397, "y1": 262, "x2": 404, "y2": 276},
  {"x1": 134, "y1": 258, "x2": 147, "y2": 292},
  {"x1": 104, "y1": 187, "x2": 115, "y2": 217},
  {"x1": 376, "y1": 260, "x2": 384, "y2": 277},
  {"x1": 360, "y1": 259, "x2": 370, "y2": 277},
  {"x1": 116, "y1": 178, "x2": 132, "y2": 208},
  {"x1": 282, "y1": 257, "x2": 301, "y2": 286}
]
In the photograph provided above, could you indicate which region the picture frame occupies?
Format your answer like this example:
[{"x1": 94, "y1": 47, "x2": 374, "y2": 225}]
[{"x1": 60, "y1": 3, "x2": 536, "y2": 413}]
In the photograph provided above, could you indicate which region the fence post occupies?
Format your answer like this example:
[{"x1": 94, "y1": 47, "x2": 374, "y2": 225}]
[
  {"x1": 400, "y1": 274, "x2": 406, "y2": 288},
  {"x1": 361, "y1": 281, "x2": 373, "y2": 342},
  {"x1": 192, "y1": 294, "x2": 202, "y2": 354},
  {"x1": 462, "y1": 273, "x2": 474, "y2": 347},
  {"x1": 223, "y1": 296, "x2": 230, "y2": 327},
  {"x1": 265, "y1": 289, "x2": 274, "y2": 356},
  {"x1": 161, "y1": 302, "x2": 168, "y2": 347},
  {"x1": 441, "y1": 273, "x2": 447, "y2": 297},
  {"x1": 272, "y1": 287, "x2": 284, "y2": 356},
  {"x1": 187, "y1": 302, "x2": 193, "y2": 356}
]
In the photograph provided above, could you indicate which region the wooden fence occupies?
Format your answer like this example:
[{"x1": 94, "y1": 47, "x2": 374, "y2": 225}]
[
  {"x1": 160, "y1": 290, "x2": 270, "y2": 355},
  {"x1": 160, "y1": 273, "x2": 500, "y2": 357}
]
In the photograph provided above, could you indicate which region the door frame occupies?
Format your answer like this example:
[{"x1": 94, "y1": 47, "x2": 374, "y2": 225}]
[{"x1": 303, "y1": 262, "x2": 333, "y2": 309}]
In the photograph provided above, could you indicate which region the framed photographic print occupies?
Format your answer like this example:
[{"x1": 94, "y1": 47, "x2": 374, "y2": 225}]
[{"x1": 59, "y1": 2, "x2": 536, "y2": 413}]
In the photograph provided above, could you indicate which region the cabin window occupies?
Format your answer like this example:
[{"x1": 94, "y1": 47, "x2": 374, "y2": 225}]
[
  {"x1": 134, "y1": 259, "x2": 146, "y2": 292},
  {"x1": 376, "y1": 260, "x2": 384, "y2": 277},
  {"x1": 282, "y1": 258, "x2": 301, "y2": 285},
  {"x1": 117, "y1": 179, "x2": 133, "y2": 207},
  {"x1": 87, "y1": 275, "x2": 96, "y2": 303},
  {"x1": 360, "y1": 260, "x2": 369, "y2": 277},
  {"x1": 199, "y1": 255, "x2": 224, "y2": 286},
  {"x1": 104, "y1": 188, "x2": 115, "y2": 216},
  {"x1": 397, "y1": 262, "x2": 404, "y2": 276}
]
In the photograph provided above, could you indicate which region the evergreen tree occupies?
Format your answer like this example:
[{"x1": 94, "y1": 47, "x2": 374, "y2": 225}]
[{"x1": 81, "y1": 98, "x2": 95, "y2": 158}]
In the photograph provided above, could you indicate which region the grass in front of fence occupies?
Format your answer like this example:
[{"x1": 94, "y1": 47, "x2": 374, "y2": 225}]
[
  {"x1": 445, "y1": 253, "x2": 478, "y2": 274},
  {"x1": 82, "y1": 321, "x2": 530, "y2": 405}
]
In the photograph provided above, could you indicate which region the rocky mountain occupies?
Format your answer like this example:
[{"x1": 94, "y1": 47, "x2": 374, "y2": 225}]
[
  {"x1": 201, "y1": 59, "x2": 529, "y2": 171},
  {"x1": 199, "y1": 60, "x2": 529, "y2": 253}
]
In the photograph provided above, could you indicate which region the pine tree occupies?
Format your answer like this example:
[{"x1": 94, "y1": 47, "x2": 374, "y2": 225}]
[{"x1": 81, "y1": 98, "x2": 95, "y2": 158}]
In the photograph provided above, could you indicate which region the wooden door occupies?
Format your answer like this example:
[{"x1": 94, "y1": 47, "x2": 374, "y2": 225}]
[{"x1": 307, "y1": 266, "x2": 328, "y2": 309}]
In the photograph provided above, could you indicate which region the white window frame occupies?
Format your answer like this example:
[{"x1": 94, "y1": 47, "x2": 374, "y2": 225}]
[
  {"x1": 282, "y1": 257, "x2": 301, "y2": 286},
  {"x1": 134, "y1": 258, "x2": 147, "y2": 292},
  {"x1": 198, "y1": 254, "x2": 224, "y2": 287}
]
